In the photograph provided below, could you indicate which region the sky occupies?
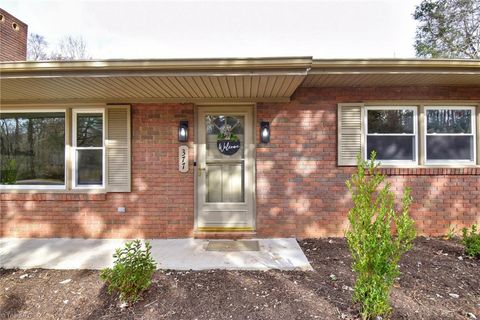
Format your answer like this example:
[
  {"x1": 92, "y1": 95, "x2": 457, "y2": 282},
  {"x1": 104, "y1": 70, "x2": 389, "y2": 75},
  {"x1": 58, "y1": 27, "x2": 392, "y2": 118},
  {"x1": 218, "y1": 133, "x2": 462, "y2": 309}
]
[{"x1": 2, "y1": 0, "x2": 422, "y2": 59}]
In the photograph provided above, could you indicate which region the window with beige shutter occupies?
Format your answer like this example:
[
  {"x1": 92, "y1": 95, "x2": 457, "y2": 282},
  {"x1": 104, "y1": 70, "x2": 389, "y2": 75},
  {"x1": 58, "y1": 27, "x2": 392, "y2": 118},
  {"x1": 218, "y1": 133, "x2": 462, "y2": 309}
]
[
  {"x1": 0, "y1": 105, "x2": 131, "y2": 192},
  {"x1": 338, "y1": 103, "x2": 479, "y2": 168}
]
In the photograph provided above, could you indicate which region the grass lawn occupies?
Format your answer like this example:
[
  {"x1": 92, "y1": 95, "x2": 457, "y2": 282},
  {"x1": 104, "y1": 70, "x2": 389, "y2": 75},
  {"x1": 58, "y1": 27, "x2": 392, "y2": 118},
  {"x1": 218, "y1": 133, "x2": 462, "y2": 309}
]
[{"x1": 1, "y1": 237, "x2": 479, "y2": 319}]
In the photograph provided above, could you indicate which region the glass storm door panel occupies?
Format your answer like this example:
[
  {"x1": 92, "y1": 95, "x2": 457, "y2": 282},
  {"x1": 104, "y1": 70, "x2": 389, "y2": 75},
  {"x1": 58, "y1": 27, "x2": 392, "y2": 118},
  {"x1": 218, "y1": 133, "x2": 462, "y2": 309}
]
[
  {"x1": 205, "y1": 115, "x2": 245, "y2": 203},
  {"x1": 197, "y1": 106, "x2": 254, "y2": 230}
]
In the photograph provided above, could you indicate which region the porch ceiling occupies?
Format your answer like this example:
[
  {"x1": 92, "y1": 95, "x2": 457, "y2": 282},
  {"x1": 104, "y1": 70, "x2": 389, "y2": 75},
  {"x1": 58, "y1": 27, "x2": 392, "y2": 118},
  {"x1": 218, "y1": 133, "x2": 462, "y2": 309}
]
[
  {"x1": 0, "y1": 57, "x2": 312, "y2": 105},
  {"x1": 1, "y1": 58, "x2": 479, "y2": 105},
  {"x1": 302, "y1": 59, "x2": 480, "y2": 87}
]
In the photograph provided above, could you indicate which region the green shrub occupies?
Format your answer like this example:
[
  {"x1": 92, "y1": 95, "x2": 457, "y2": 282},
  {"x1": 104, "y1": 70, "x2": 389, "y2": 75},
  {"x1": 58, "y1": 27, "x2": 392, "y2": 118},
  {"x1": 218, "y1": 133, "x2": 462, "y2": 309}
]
[
  {"x1": 0, "y1": 159, "x2": 18, "y2": 184},
  {"x1": 345, "y1": 152, "x2": 416, "y2": 319},
  {"x1": 100, "y1": 240, "x2": 157, "y2": 304},
  {"x1": 462, "y1": 224, "x2": 480, "y2": 258}
]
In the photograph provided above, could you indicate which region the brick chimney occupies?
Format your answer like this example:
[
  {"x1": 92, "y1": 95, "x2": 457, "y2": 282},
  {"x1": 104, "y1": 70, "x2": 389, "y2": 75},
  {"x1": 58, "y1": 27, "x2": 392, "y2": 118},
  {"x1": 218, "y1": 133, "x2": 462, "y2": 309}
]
[{"x1": 0, "y1": 8, "x2": 28, "y2": 61}]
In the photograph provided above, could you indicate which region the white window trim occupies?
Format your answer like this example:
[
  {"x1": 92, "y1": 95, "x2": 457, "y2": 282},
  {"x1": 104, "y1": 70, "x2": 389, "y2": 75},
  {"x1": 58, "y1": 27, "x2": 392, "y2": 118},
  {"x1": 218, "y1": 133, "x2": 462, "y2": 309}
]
[
  {"x1": 364, "y1": 106, "x2": 419, "y2": 166},
  {"x1": 424, "y1": 106, "x2": 477, "y2": 165},
  {"x1": 0, "y1": 108, "x2": 67, "y2": 190},
  {"x1": 72, "y1": 109, "x2": 106, "y2": 190}
]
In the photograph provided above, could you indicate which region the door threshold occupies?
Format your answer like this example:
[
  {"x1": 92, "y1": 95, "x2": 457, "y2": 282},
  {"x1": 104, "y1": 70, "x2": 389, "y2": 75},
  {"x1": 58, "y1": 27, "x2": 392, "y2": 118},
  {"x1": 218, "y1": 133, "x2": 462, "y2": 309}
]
[{"x1": 197, "y1": 227, "x2": 255, "y2": 232}]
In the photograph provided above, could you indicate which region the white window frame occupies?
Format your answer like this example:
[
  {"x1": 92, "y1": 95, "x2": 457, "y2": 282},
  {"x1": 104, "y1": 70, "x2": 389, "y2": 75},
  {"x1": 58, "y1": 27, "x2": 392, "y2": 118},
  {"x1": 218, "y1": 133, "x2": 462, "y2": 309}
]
[
  {"x1": 0, "y1": 109, "x2": 67, "y2": 190},
  {"x1": 364, "y1": 106, "x2": 418, "y2": 166},
  {"x1": 72, "y1": 109, "x2": 106, "y2": 189},
  {"x1": 424, "y1": 106, "x2": 477, "y2": 165}
]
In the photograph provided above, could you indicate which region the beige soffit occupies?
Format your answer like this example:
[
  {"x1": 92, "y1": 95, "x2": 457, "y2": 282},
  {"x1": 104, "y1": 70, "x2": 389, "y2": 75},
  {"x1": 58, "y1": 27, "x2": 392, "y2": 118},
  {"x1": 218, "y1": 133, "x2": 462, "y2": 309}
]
[
  {"x1": 0, "y1": 57, "x2": 312, "y2": 105},
  {"x1": 302, "y1": 59, "x2": 480, "y2": 87}
]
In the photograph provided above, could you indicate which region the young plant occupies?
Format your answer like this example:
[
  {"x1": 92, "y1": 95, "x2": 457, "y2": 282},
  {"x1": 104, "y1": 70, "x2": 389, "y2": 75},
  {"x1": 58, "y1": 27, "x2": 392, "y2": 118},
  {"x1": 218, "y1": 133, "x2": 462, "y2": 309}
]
[
  {"x1": 462, "y1": 224, "x2": 480, "y2": 258},
  {"x1": 445, "y1": 224, "x2": 457, "y2": 240},
  {"x1": 100, "y1": 240, "x2": 157, "y2": 305},
  {"x1": 345, "y1": 152, "x2": 416, "y2": 319}
]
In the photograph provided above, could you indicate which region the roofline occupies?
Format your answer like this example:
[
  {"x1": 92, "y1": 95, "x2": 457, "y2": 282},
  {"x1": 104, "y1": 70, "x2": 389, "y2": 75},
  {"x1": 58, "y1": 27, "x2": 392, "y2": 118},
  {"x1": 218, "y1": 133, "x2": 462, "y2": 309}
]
[
  {"x1": 310, "y1": 58, "x2": 480, "y2": 73},
  {"x1": 0, "y1": 57, "x2": 313, "y2": 74},
  {"x1": 1, "y1": 57, "x2": 479, "y2": 77}
]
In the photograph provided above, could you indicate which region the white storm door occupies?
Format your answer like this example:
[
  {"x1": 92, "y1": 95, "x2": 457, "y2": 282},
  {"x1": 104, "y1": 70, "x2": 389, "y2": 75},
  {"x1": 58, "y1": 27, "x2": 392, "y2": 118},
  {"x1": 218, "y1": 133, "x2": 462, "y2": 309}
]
[{"x1": 197, "y1": 106, "x2": 254, "y2": 230}]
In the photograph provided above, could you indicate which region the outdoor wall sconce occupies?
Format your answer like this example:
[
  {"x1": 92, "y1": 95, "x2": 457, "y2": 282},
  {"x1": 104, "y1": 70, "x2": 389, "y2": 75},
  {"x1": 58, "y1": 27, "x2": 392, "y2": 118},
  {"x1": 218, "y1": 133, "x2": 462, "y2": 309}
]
[
  {"x1": 260, "y1": 121, "x2": 270, "y2": 143},
  {"x1": 178, "y1": 120, "x2": 189, "y2": 142}
]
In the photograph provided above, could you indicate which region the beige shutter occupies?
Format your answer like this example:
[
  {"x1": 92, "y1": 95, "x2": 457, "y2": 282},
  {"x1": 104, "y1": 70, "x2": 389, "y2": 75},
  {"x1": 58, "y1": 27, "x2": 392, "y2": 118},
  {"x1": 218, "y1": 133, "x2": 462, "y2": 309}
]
[
  {"x1": 106, "y1": 105, "x2": 131, "y2": 192},
  {"x1": 337, "y1": 103, "x2": 364, "y2": 166}
]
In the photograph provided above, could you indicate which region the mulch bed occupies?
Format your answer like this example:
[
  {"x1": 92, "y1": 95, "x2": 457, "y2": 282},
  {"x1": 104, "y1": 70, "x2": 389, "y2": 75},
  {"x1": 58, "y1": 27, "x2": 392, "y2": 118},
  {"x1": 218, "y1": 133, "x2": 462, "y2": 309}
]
[{"x1": 1, "y1": 237, "x2": 479, "y2": 320}]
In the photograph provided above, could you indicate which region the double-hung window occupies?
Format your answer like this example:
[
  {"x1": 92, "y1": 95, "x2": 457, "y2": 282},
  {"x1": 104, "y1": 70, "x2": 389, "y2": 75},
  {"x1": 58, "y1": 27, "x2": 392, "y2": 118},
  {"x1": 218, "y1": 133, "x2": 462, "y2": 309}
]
[
  {"x1": 425, "y1": 106, "x2": 476, "y2": 164},
  {"x1": 0, "y1": 110, "x2": 66, "y2": 189},
  {"x1": 365, "y1": 107, "x2": 418, "y2": 165},
  {"x1": 72, "y1": 109, "x2": 105, "y2": 188}
]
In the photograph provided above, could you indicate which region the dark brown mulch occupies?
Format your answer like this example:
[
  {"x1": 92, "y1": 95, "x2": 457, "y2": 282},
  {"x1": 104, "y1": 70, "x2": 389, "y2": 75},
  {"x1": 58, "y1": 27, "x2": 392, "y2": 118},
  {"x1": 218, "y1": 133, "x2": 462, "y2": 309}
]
[{"x1": 0, "y1": 237, "x2": 479, "y2": 320}]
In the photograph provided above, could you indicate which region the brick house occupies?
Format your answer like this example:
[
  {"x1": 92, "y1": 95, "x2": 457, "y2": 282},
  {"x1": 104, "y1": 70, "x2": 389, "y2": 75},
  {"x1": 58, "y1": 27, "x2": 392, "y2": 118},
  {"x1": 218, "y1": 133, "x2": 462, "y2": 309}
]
[
  {"x1": 1, "y1": 12, "x2": 479, "y2": 240},
  {"x1": 1, "y1": 57, "x2": 479, "y2": 239}
]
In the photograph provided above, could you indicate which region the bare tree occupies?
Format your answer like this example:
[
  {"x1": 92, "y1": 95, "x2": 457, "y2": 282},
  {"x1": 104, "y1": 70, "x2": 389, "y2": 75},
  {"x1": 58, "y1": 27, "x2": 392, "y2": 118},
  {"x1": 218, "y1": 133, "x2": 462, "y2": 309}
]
[
  {"x1": 26, "y1": 34, "x2": 91, "y2": 61},
  {"x1": 27, "y1": 33, "x2": 49, "y2": 61},
  {"x1": 51, "y1": 35, "x2": 90, "y2": 60}
]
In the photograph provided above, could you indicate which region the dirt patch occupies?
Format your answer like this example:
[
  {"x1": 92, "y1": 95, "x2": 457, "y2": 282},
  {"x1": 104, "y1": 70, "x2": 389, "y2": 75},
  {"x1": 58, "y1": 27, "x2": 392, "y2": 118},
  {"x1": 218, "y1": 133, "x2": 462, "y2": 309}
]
[{"x1": 0, "y1": 237, "x2": 478, "y2": 319}]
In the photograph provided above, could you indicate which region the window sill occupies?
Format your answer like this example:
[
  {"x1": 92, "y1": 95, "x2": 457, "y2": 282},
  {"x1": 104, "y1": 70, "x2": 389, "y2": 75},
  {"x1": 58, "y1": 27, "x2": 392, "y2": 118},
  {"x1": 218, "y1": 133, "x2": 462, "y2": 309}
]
[
  {"x1": 0, "y1": 190, "x2": 107, "y2": 201},
  {"x1": 373, "y1": 167, "x2": 480, "y2": 176}
]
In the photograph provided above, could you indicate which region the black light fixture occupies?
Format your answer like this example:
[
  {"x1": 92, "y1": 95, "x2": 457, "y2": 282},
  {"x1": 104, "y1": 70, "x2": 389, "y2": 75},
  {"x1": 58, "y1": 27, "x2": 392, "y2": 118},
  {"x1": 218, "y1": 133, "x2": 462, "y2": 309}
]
[
  {"x1": 260, "y1": 121, "x2": 270, "y2": 143},
  {"x1": 178, "y1": 120, "x2": 188, "y2": 142}
]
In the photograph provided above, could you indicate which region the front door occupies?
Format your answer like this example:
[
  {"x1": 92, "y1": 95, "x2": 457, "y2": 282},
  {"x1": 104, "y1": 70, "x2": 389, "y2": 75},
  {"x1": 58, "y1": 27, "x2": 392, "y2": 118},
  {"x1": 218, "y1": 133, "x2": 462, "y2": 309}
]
[{"x1": 196, "y1": 106, "x2": 255, "y2": 231}]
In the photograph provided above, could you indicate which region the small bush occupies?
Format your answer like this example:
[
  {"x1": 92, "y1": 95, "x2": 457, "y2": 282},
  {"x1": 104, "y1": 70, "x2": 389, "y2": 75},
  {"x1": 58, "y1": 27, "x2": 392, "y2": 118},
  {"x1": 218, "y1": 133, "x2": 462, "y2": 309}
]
[
  {"x1": 345, "y1": 152, "x2": 416, "y2": 319},
  {"x1": 100, "y1": 240, "x2": 156, "y2": 304},
  {"x1": 462, "y1": 224, "x2": 480, "y2": 258}
]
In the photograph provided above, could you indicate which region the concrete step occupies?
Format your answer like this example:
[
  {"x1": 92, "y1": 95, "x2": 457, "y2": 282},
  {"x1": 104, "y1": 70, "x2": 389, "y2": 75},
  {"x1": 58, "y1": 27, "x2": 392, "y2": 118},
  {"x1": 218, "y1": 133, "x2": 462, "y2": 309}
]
[{"x1": 0, "y1": 238, "x2": 312, "y2": 270}]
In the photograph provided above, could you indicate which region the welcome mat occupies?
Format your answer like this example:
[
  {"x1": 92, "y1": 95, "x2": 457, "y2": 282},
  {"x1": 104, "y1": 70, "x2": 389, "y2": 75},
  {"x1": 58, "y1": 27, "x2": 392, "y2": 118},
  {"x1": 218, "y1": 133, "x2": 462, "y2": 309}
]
[{"x1": 206, "y1": 240, "x2": 260, "y2": 252}]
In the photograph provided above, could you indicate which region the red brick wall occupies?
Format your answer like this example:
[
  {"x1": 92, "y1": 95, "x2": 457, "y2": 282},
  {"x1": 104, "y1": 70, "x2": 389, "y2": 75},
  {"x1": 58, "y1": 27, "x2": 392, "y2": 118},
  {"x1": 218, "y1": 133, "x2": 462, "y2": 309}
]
[
  {"x1": 1, "y1": 87, "x2": 479, "y2": 239},
  {"x1": 256, "y1": 86, "x2": 480, "y2": 238},
  {"x1": 0, "y1": 9, "x2": 28, "y2": 61},
  {"x1": 0, "y1": 104, "x2": 195, "y2": 238}
]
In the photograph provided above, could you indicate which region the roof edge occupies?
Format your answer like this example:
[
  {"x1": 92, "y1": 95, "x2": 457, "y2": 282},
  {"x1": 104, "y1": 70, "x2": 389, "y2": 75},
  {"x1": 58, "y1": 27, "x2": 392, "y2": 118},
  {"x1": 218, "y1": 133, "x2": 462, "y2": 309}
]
[
  {"x1": 311, "y1": 58, "x2": 480, "y2": 70},
  {"x1": 2, "y1": 57, "x2": 478, "y2": 76},
  {"x1": 0, "y1": 57, "x2": 313, "y2": 73}
]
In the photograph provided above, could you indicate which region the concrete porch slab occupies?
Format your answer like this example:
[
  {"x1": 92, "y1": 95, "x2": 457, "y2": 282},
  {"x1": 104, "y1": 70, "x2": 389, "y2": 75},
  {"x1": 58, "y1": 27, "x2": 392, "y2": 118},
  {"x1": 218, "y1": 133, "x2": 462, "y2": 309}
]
[{"x1": 0, "y1": 238, "x2": 313, "y2": 271}]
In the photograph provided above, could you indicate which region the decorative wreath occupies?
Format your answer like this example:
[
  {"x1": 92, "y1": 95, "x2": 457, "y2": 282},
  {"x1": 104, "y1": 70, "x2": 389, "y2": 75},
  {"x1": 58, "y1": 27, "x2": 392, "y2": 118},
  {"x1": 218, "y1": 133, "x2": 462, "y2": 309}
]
[{"x1": 215, "y1": 118, "x2": 240, "y2": 142}]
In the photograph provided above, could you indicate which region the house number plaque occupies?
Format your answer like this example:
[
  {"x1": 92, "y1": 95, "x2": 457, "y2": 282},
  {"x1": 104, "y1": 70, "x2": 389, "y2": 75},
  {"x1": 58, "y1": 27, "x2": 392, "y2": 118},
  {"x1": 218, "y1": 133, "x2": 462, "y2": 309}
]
[{"x1": 178, "y1": 146, "x2": 189, "y2": 173}]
